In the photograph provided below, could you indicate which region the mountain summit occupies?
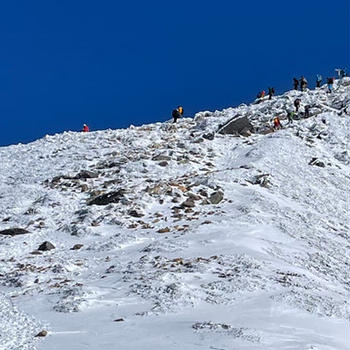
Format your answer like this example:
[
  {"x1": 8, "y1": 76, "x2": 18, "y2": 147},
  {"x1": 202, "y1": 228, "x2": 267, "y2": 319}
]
[{"x1": 1, "y1": 78, "x2": 349, "y2": 350}]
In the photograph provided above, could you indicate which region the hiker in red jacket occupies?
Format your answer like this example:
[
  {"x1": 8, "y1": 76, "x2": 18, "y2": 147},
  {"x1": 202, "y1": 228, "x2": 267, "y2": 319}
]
[
  {"x1": 82, "y1": 124, "x2": 90, "y2": 132},
  {"x1": 273, "y1": 116, "x2": 282, "y2": 130}
]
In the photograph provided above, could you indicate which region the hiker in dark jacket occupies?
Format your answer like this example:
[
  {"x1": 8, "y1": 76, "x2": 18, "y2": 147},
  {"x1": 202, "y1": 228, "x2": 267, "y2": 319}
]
[
  {"x1": 304, "y1": 105, "x2": 311, "y2": 118},
  {"x1": 300, "y1": 76, "x2": 308, "y2": 91},
  {"x1": 268, "y1": 87, "x2": 275, "y2": 100},
  {"x1": 327, "y1": 77, "x2": 334, "y2": 93},
  {"x1": 172, "y1": 106, "x2": 183, "y2": 123},
  {"x1": 294, "y1": 98, "x2": 301, "y2": 112},
  {"x1": 293, "y1": 78, "x2": 299, "y2": 90},
  {"x1": 316, "y1": 74, "x2": 322, "y2": 88}
]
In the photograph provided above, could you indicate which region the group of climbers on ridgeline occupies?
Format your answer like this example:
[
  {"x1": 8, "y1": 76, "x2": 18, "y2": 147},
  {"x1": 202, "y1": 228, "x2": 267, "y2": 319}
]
[{"x1": 80, "y1": 67, "x2": 347, "y2": 133}]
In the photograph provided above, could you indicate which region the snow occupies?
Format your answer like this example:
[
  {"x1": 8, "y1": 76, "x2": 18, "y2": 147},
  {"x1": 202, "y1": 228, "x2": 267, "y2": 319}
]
[{"x1": 0, "y1": 79, "x2": 349, "y2": 350}]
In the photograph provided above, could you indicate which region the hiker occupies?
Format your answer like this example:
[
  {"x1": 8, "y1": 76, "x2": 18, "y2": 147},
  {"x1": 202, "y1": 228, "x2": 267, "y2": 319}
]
[
  {"x1": 257, "y1": 90, "x2": 265, "y2": 99},
  {"x1": 293, "y1": 78, "x2": 299, "y2": 90},
  {"x1": 304, "y1": 105, "x2": 311, "y2": 118},
  {"x1": 82, "y1": 124, "x2": 89, "y2": 132},
  {"x1": 268, "y1": 87, "x2": 275, "y2": 100},
  {"x1": 335, "y1": 68, "x2": 346, "y2": 79},
  {"x1": 316, "y1": 74, "x2": 322, "y2": 88},
  {"x1": 294, "y1": 98, "x2": 301, "y2": 112},
  {"x1": 327, "y1": 77, "x2": 334, "y2": 93},
  {"x1": 287, "y1": 110, "x2": 295, "y2": 123},
  {"x1": 273, "y1": 116, "x2": 282, "y2": 130},
  {"x1": 172, "y1": 106, "x2": 183, "y2": 123},
  {"x1": 300, "y1": 76, "x2": 308, "y2": 91}
]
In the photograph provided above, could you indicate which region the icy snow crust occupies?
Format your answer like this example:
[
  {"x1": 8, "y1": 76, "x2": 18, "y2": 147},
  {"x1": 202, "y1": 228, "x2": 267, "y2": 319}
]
[{"x1": 0, "y1": 79, "x2": 349, "y2": 349}]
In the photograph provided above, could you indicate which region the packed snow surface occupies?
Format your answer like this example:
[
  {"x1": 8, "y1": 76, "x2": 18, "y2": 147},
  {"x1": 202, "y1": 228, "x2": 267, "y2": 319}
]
[{"x1": 0, "y1": 79, "x2": 349, "y2": 349}]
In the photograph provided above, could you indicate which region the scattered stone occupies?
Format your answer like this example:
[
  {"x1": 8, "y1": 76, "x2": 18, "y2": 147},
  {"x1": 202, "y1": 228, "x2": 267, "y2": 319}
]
[
  {"x1": 152, "y1": 154, "x2": 171, "y2": 161},
  {"x1": 186, "y1": 192, "x2": 201, "y2": 201},
  {"x1": 181, "y1": 198, "x2": 196, "y2": 208},
  {"x1": 157, "y1": 227, "x2": 171, "y2": 233},
  {"x1": 209, "y1": 191, "x2": 224, "y2": 204},
  {"x1": 158, "y1": 161, "x2": 168, "y2": 167},
  {"x1": 202, "y1": 132, "x2": 215, "y2": 140},
  {"x1": 309, "y1": 157, "x2": 326, "y2": 167},
  {"x1": 38, "y1": 241, "x2": 55, "y2": 251},
  {"x1": 35, "y1": 330, "x2": 48, "y2": 337},
  {"x1": 128, "y1": 209, "x2": 144, "y2": 218},
  {"x1": 88, "y1": 189, "x2": 126, "y2": 206},
  {"x1": 0, "y1": 228, "x2": 29, "y2": 236},
  {"x1": 248, "y1": 174, "x2": 271, "y2": 188},
  {"x1": 71, "y1": 244, "x2": 84, "y2": 250},
  {"x1": 80, "y1": 184, "x2": 89, "y2": 192},
  {"x1": 30, "y1": 250, "x2": 42, "y2": 255},
  {"x1": 75, "y1": 170, "x2": 99, "y2": 179}
]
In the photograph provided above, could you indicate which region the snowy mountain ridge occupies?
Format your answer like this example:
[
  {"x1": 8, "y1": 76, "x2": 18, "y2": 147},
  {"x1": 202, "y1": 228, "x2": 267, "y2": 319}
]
[{"x1": 0, "y1": 79, "x2": 349, "y2": 350}]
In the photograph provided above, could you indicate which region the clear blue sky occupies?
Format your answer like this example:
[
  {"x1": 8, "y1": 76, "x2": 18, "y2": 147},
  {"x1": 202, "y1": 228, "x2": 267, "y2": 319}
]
[{"x1": 0, "y1": 0, "x2": 349, "y2": 146}]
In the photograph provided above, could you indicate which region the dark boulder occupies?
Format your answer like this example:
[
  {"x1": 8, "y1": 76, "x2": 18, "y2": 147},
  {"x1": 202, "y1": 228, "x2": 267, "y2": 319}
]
[
  {"x1": 0, "y1": 228, "x2": 29, "y2": 236},
  {"x1": 74, "y1": 170, "x2": 99, "y2": 179},
  {"x1": 128, "y1": 209, "x2": 144, "y2": 218},
  {"x1": 88, "y1": 189, "x2": 126, "y2": 206},
  {"x1": 209, "y1": 191, "x2": 224, "y2": 204},
  {"x1": 38, "y1": 241, "x2": 55, "y2": 251},
  {"x1": 309, "y1": 158, "x2": 326, "y2": 167},
  {"x1": 218, "y1": 116, "x2": 254, "y2": 136},
  {"x1": 71, "y1": 244, "x2": 84, "y2": 250}
]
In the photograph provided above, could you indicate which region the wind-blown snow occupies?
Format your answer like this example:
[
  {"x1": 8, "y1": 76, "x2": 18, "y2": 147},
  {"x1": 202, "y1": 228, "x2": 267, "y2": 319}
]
[{"x1": 0, "y1": 79, "x2": 349, "y2": 350}]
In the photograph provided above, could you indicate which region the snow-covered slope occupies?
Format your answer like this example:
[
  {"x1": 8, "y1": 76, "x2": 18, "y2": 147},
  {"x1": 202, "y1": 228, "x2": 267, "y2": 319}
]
[{"x1": 1, "y1": 79, "x2": 349, "y2": 350}]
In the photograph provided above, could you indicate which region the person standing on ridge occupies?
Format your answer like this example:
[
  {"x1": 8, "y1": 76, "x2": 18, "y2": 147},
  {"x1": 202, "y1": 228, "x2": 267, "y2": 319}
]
[
  {"x1": 257, "y1": 90, "x2": 265, "y2": 99},
  {"x1": 172, "y1": 106, "x2": 183, "y2": 123},
  {"x1": 293, "y1": 78, "x2": 299, "y2": 90},
  {"x1": 268, "y1": 87, "x2": 275, "y2": 100},
  {"x1": 300, "y1": 76, "x2": 308, "y2": 91},
  {"x1": 304, "y1": 105, "x2": 311, "y2": 118},
  {"x1": 287, "y1": 110, "x2": 295, "y2": 123},
  {"x1": 327, "y1": 77, "x2": 334, "y2": 93},
  {"x1": 273, "y1": 116, "x2": 282, "y2": 130},
  {"x1": 294, "y1": 98, "x2": 301, "y2": 112},
  {"x1": 316, "y1": 74, "x2": 322, "y2": 88},
  {"x1": 82, "y1": 124, "x2": 89, "y2": 132}
]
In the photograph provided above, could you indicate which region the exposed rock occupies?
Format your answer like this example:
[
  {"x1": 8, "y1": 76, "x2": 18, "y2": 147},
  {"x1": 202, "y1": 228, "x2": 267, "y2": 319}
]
[
  {"x1": 181, "y1": 198, "x2": 196, "y2": 208},
  {"x1": 218, "y1": 115, "x2": 254, "y2": 135},
  {"x1": 249, "y1": 174, "x2": 271, "y2": 188},
  {"x1": 88, "y1": 189, "x2": 126, "y2": 206},
  {"x1": 113, "y1": 318, "x2": 124, "y2": 322},
  {"x1": 309, "y1": 158, "x2": 326, "y2": 167},
  {"x1": 71, "y1": 244, "x2": 84, "y2": 250},
  {"x1": 128, "y1": 209, "x2": 144, "y2": 218},
  {"x1": 186, "y1": 192, "x2": 202, "y2": 201},
  {"x1": 38, "y1": 241, "x2": 55, "y2": 251},
  {"x1": 35, "y1": 330, "x2": 48, "y2": 337},
  {"x1": 152, "y1": 154, "x2": 171, "y2": 161},
  {"x1": 202, "y1": 132, "x2": 215, "y2": 140},
  {"x1": 0, "y1": 228, "x2": 29, "y2": 236},
  {"x1": 209, "y1": 191, "x2": 224, "y2": 204},
  {"x1": 240, "y1": 127, "x2": 252, "y2": 137},
  {"x1": 158, "y1": 161, "x2": 168, "y2": 167},
  {"x1": 74, "y1": 170, "x2": 99, "y2": 179},
  {"x1": 157, "y1": 227, "x2": 171, "y2": 233}
]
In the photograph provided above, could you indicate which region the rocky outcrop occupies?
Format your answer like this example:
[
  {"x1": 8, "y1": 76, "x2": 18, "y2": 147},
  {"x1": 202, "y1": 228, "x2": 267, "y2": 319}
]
[
  {"x1": 0, "y1": 228, "x2": 29, "y2": 236},
  {"x1": 88, "y1": 189, "x2": 126, "y2": 206},
  {"x1": 218, "y1": 116, "x2": 254, "y2": 136}
]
